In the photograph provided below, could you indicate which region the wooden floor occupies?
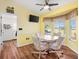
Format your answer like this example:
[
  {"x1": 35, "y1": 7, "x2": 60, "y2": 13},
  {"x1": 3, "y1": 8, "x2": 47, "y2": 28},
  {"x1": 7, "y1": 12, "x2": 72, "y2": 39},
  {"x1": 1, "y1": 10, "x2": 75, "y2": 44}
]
[{"x1": 0, "y1": 40, "x2": 78, "y2": 59}]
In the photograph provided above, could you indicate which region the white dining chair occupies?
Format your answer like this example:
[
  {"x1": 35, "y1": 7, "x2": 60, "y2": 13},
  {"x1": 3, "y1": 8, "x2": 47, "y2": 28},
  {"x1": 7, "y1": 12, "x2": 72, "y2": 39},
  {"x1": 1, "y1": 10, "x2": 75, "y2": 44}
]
[
  {"x1": 32, "y1": 34, "x2": 48, "y2": 59},
  {"x1": 49, "y1": 36, "x2": 65, "y2": 59}
]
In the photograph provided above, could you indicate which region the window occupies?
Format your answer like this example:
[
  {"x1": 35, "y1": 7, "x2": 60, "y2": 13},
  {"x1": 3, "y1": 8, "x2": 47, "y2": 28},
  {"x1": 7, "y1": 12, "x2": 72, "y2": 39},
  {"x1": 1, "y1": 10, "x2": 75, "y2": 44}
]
[
  {"x1": 44, "y1": 19, "x2": 52, "y2": 35},
  {"x1": 69, "y1": 17, "x2": 76, "y2": 41},
  {"x1": 53, "y1": 17, "x2": 65, "y2": 37},
  {"x1": 44, "y1": 17, "x2": 65, "y2": 38}
]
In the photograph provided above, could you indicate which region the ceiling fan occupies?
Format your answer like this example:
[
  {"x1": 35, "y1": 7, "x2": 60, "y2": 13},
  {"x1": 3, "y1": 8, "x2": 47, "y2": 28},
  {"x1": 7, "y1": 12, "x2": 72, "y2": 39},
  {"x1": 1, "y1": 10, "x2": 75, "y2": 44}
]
[{"x1": 36, "y1": 0, "x2": 58, "y2": 11}]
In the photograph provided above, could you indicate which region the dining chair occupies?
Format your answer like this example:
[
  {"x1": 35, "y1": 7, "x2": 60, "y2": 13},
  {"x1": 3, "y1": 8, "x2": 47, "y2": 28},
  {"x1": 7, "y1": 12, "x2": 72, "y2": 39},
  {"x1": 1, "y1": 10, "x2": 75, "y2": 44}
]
[
  {"x1": 32, "y1": 34, "x2": 48, "y2": 59},
  {"x1": 49, "y1": 36, "x2": 65, "y2": 59}
]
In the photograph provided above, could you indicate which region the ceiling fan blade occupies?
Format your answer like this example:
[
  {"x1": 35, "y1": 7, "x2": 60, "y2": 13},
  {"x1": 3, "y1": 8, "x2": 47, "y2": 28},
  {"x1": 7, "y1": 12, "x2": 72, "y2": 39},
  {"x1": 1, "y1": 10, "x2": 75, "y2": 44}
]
[
  {"x1": 49, "y1": 3, "x2": 58, "y2": 6},
  {"x1": 36, "y1": 4, "x2": 45, "y2": 6},
  {"x1": 40, "y1": 7, "x2": 44, "y2": 11},
  {"x1": 45, "y1": 0, "x2": 48, "y2": 5}
]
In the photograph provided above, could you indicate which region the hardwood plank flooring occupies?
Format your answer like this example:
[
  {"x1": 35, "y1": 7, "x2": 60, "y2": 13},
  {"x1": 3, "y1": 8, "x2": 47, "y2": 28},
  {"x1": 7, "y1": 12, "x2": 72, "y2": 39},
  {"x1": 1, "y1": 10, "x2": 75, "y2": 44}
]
[
  {"x1": 0, "y1": 40, "x2": 78, "y2": 59},
  {"x1": 1, "y1": 40, "x2": 20, "y2": 59}
]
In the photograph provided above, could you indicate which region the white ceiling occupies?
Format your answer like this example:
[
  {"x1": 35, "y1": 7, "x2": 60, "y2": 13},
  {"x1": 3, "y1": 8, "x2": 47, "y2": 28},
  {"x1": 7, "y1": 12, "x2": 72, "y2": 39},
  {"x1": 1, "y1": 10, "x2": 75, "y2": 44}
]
[{"x1": 14, "y1": 0, "x2": 76, "y2": 15}]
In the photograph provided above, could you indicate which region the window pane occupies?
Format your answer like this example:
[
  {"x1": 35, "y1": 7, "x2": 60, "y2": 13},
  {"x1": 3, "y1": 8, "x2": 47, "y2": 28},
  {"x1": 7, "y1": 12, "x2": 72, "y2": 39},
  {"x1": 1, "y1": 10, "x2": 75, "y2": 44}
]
[{"x1": 69, "y1": 17, "x2": 76, "y2": 41}]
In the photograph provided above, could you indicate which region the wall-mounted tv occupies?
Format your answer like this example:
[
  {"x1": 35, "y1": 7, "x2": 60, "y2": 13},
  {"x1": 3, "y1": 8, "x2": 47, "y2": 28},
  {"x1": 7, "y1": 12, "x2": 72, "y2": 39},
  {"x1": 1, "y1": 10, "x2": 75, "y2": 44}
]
[{"x1": 29, "y1": 15, "x2": 39, "y2": 23}]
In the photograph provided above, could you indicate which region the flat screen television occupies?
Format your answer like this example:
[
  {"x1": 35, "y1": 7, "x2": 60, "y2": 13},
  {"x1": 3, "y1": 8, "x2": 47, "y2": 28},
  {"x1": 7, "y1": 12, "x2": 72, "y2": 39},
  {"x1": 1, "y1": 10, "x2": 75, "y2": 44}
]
[{"x1": 29, "y1": 15, "x2": 39, "y2": 23}]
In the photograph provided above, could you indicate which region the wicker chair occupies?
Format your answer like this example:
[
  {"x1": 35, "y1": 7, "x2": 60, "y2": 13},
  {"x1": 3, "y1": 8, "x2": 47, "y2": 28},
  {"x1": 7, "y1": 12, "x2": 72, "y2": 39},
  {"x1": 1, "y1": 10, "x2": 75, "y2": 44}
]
[
  {"x1": 49, "y1": 36, "x2": 64, "y2": 59},
  {"x1": 32, "y1": 34, "x2": 48, "y2": 59}
]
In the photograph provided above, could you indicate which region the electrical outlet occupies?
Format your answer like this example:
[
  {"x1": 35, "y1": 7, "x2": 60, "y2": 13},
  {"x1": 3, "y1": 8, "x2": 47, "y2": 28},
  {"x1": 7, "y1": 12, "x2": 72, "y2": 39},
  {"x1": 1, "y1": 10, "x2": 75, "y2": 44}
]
[{"x1": 26, "y1": 38, "x2": 29, "y2": 40}]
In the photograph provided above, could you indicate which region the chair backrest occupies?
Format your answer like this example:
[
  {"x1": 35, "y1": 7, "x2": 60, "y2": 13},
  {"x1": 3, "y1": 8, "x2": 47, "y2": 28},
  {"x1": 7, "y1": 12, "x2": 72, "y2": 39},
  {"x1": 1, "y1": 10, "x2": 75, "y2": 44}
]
[
  {"x1": 56, "y1": 36, "x2": 64, "y2": 49},
  {"x1": 32, "y1": 34, "x2": 47, "y2": 51},
  {"x1": 32, "y1": 35, "x2": 40, "y2": 50},
  {"x1": 50, "y1": 36, "x2": 64, "y2": 50}
]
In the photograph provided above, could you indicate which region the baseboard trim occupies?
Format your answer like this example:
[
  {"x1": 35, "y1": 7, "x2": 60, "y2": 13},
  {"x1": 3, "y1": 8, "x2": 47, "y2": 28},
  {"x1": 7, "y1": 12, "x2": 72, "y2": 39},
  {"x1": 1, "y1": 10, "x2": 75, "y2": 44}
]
[
  {"x1": 67, "y1": 46, "x2": 78, "y2": 54},
  {"x1": 3, "y1": 39, "x2": 17, "y2": 42},
  {"x1": 71, "y1": 48, "x2": 78, "y2": 54},
  {"x1": 17, "y1": 43, "x2": 33, "y2": 47}
]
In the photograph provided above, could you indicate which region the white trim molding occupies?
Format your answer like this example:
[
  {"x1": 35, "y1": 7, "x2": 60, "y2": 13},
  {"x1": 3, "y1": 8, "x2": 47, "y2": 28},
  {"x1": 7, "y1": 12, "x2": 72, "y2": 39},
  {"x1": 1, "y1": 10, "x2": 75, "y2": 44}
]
[{"x1": 17, "y1": 42, "x2": 33, "y2": 47}]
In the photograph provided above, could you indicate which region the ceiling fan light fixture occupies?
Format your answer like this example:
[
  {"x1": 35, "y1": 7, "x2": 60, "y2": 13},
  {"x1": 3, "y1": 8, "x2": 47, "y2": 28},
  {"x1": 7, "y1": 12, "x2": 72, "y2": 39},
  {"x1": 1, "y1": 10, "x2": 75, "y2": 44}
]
[
  {"x1": 44, "y1": 5, "x2": 49, "y2": 9},
  {"x1": 36, "y1": 0, "x2": 58, "y2": 11}
]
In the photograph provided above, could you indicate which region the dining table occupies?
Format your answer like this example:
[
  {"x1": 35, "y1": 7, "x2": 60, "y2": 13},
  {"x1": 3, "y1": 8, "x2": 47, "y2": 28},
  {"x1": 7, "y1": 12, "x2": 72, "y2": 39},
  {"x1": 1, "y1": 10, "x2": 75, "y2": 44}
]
[{"x1": 40, "y1": 36, "x2": 59, "y2": 53}]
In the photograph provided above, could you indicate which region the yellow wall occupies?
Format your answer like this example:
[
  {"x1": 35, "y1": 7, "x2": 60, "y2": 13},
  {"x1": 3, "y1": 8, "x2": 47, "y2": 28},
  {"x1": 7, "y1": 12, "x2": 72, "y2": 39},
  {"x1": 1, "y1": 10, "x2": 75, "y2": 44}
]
[
  {"x1": 0, "y1": 0, "x2": 40, "y2": 46},
  {"x1": 40, "y1": 2, "x2": 78, "y2": 53}
]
